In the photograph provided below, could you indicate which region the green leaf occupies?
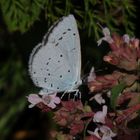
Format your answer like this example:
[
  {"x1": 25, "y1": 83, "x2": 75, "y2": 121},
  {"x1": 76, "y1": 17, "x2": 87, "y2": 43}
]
[
  {"x1": 110, "y1": 82, "x2": 126, "y2": 110},
  {"x1": 0, "y1": 0, "x2": 136, "y2": 35},
  {"x1": 0, "y1": 0, "x2": 46, "y2": 32}
]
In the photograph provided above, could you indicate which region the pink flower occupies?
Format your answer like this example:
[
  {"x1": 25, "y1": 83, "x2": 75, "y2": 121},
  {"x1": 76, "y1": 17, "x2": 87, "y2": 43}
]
[
  {"x1": 97, "y1": 27, "x2": 114, "y2": 46},
  {"x1": 88, "y1": 71, "x2": 122, "y2": 92},
  {"x1": 27, "y1": 94, "x2": 42, "y2": 108},
  {"x1": 88, "y1": 125, "x2": 116, "y2": 140},
  {"x1": 88, "y1": 71, "x2": 137, "y2": 93},
  {"x1": 98, "y1": 27, "x2": 140, "y2": 71},
  {"x1": 91, "y1": 94, "x2": 105, "y2": 105},
  {"x1": 93, "y1": 105, "x2": 107, "y2": 124},
  {"x1": 53, "y1": 100, "x2": 84, "y2": 127},
  {"x1": 123, "y1": 34, "x2": 130, "y2": 44},
  {"x1": 100, "y1": 125, "x2": 116, "y2": 140},
  {"x1": 88, "y1": 67, "x2": 96, "y2": 82},
  {"x1": 42, "y1": 93, "x2": 60, "y2": 109},
  {"x1": 88, "y1": 129, "x2": 101, "y2": 139},
  {"x1": 69, "y1": 120, "x2": 84, "y2": 135},
  {"x1": 61, "y1": 100, "x2": 84, "y2": 112},
  {"x1": 27, "y1": 93, "x2": 60, "y2": 109}
]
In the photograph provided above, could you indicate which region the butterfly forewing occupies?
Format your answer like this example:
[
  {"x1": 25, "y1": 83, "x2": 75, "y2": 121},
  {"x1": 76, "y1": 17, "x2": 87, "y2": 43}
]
[{"x1": 29, "y1": 14, "x2": 81, "y2": 94}]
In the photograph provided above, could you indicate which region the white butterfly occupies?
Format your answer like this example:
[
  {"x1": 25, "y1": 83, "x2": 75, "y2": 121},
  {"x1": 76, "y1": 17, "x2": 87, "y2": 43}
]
[{"x1": 29, "y1": 14, "x2": 82, "y2": 95}]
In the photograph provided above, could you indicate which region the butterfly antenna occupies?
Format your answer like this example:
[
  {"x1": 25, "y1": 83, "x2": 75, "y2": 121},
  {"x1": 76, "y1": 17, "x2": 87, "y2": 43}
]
[
  {"x1": 81, "y1": 67, "x2": 108, "y2": 84},
  {"x1": 97, "y1": 22, "x2": 104, "y2": 30}
]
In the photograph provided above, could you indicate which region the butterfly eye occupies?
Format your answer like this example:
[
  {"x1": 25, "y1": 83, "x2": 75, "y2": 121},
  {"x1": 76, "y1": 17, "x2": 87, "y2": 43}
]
[
  {"x1": 68, "y1": 70, "x2": 70, "y2": 72},
  {"x1": 60, "y1": 75, "x2": 62, "y2": 78}
]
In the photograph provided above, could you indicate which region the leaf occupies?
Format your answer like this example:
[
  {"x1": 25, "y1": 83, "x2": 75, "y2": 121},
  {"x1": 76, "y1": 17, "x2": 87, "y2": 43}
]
[
  {"x1": 0, "y1": 0, "x2": 136, "y2": 35},
  {"x1": 0, "y1": 0, "x2": 46, "y2": 32},
  {"x1": 111, "y1": 82, "x2": 126, "y2": 110}
]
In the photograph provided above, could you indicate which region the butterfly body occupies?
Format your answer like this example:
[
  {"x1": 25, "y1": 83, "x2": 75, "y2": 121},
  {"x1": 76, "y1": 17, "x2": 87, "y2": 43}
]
[{"x1": 29, "y1": 15, "x2": 81, "y2": 95}]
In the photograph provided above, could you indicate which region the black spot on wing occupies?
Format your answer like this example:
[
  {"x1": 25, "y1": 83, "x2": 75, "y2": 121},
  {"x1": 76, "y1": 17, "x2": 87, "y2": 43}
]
[
  {"x1": 58, "y1": 37, "x2": 63, "y2": 40},
  {"x1": 63, "y1": 32, "x2": 66, "y2": 34},
  {"x1": 55, "y1": 43, "x2": 59, "y2": 46},
  {"x1": 44, "y1": 78, "x2": 47, "y2": 83}
]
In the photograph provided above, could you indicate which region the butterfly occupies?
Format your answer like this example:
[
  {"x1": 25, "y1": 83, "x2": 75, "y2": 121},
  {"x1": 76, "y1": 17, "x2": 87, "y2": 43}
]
[{"x1": 29, "y1": 14, "x2": 82, "y2": 95}]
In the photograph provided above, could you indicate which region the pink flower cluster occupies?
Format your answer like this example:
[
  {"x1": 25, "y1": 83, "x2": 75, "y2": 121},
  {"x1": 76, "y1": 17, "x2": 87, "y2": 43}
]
[
  {"x1": 27, "y1": 28, "x2": 140, "y2": 140},
  {"x1": 98, "y1": 28, "x2": 140, "y2": 71}
]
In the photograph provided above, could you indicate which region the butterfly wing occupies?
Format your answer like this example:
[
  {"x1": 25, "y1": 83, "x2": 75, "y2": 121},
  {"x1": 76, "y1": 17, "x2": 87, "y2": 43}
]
[{"x1": 29, "y1": 14, "x2": 81, "y2": 94}]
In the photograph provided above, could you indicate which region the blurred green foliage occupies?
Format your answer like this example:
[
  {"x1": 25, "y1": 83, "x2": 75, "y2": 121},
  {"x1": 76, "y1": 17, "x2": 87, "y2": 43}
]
[
  {"x1": 0, "y1": 0, "x2": 137, "y2": 140},
  {"x1": 0, "y1": 0, "x2": 46, "y2": 32},
  {"x1": 0, "y1": 0, "x2": 136, "y2": 36}
]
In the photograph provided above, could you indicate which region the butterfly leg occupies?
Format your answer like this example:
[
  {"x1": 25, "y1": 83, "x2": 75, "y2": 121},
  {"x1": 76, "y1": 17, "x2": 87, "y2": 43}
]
[
  {"x1": 61, "y1": 91, "x2": 67, "y2": 99},
  {"x1": 74, "y1": 90, "x2": 81, "y2": 100},
  {"x1": 61, "y1": 89, "x2": 81, "y2": 100}
]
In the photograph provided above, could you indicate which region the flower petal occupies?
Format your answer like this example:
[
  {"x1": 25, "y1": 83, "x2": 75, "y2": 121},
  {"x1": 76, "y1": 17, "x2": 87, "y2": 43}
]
[
  {"x1": 54, "y1": 97, "x2": 61, "y2": 104},
  {"x1": 103, "y1": 27, "x2": 111, "y2": 36},
  {"x1": 48, "y1": 102, "x2": 56, "y2": 109},
  {"x1": 27, "y1": 94, "x2": 42, "y2": 105},
  {"x1": 123, "y1": 34, "x2": 130, "y2": 44},
  {"x1": 93, "y1": 105, "x2": 107, "y2": 124},
  {"x1": 87, "y1": 129, "x2": 101, "y2": 139},
  {"x1": 94, "y1": 94, "x2": 105, "y2": 104},
  {"x1": 100, "y1": 125, "x2": 117, "y2": 139},
  {"x1": 28, "y1": 104, "x2": 35, "y2": 108},
  {"x1": 88, "y1": 67, "x2": 96, "y2": 82},
  {"x1": 97, "y1": 27, "x2": 113, "y2": 46}
]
